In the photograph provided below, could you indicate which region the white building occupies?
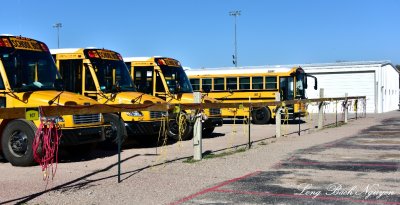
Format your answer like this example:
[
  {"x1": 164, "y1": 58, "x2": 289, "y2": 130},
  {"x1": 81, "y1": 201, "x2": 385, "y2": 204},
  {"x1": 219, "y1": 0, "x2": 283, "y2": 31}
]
[{"x1": 302, "y1": 61, "x2": 399, "y2": 113}]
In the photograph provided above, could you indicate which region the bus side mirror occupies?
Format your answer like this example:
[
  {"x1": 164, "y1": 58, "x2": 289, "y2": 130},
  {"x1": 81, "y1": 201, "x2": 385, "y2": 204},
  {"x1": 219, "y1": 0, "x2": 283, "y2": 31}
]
[
  {"x1": 306, "y1": 74, "x2": 318, "y2": 90},
  {"x1": 54, "y1": 79, "x2": 64, "y2": 91},
  {"x1": 314, "y1": 78, "x2": 318, "y2": 90},
  {"x1": 172, "y1": 82, "x2": 181, "y2": 94}
]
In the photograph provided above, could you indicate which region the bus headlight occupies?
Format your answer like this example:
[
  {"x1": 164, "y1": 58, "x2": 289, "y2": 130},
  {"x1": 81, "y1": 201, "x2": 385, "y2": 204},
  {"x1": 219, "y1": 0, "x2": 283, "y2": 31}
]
[
  {"x1": 126, "y1": 111, "x2": 143, "y2": 117},
  {"x1": 40, "y1": 116, "x2": 65, "y2": 123}
]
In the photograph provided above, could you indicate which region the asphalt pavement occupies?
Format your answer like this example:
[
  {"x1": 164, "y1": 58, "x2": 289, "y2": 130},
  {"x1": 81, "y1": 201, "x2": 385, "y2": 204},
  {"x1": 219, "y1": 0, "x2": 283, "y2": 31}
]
[{"x1": 174, "y1": 116, "x2": 400, "y2": 204}]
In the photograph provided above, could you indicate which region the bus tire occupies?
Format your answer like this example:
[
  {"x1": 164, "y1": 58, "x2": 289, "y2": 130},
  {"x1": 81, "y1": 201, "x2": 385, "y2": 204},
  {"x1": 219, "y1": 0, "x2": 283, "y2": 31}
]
[
  {"x1": 1, "y1": 119, "x2": 37, "y2": 166},
  {"x1": 102, "y1": 113, "x2": 127, "y2": 148},
  {"x1": 167, "y1": 113, "x2": 193, "y2": 141},
  {"x1": 252, "y1": 107, "x2": 271, "y2": 124}
]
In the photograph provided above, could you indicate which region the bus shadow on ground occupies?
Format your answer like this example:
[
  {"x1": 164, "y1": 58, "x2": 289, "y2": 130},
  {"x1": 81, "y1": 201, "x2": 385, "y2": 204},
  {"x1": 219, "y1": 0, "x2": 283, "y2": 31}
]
[
  {"x1": 0, "y1": 131, "x2": 226, "y2": 165},
  {"x1": 223, "y1": 119, "x2": 307, "y2": 125},
  {"x1": 56, "y1": 136, "x2": 167, "y2": 164}
]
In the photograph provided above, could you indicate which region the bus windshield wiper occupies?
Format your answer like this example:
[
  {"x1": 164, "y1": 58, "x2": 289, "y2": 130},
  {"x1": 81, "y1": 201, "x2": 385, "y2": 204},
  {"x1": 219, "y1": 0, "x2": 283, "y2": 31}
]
[
  {"x1": 131, "y1": 93, "x2": 145, "y2": 104},
  {"x1": 48, "y1": 91, "x2": 64, "y2": 105},
  {"x1": 4, "y1": 88, "x2": 22, "y2": 102}
]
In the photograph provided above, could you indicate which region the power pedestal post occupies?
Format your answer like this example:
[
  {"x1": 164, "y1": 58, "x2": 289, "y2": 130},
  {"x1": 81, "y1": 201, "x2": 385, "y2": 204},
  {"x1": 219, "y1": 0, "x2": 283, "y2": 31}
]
[{"x1": 193, "y1": 92, "x2": 202, "y2": 160}]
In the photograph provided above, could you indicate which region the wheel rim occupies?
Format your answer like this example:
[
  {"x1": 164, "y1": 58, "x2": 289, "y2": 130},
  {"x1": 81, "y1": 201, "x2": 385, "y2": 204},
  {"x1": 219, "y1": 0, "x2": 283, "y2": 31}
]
[
  {"x1": 255, "y1": 109, "x2": 266, "y2": 120},
  {"x1": 105, "y1": 120, "x2": 118, "y2": 140},
  {"x1": 8, "y1": 130, "x2": 28, "y2": 157},
  {"x1": 168, "y1": 120, "x2": 179, "y2": 135}
]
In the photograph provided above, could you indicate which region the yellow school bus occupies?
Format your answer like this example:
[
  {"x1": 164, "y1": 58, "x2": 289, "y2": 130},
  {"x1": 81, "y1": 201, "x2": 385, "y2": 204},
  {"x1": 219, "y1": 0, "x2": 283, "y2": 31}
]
[
  {"x1": 186, "y1": 66, "x2": 317, "y2": 124},
  {"x1": 124, "y1": 57, "x2": 223, "y2": 140},
  {"x1": 0, "y1": 35, "x2": 109, "y2": 166},
  {"x1": 51, "y1": 48, "x2": 166, "y2": 146}
]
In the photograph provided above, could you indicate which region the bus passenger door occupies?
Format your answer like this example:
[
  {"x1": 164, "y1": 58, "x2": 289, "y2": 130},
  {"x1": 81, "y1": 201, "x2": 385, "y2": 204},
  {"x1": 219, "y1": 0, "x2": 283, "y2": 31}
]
[
  {"x1": 133, "y1": 66, "x2": 154, "y2": 95},
  {"x1": 279, "y1": 77, "x2": 294, "y2": 101},
  {"x1": 58, "y1": 60, "x2": 83, "y2": 94}
]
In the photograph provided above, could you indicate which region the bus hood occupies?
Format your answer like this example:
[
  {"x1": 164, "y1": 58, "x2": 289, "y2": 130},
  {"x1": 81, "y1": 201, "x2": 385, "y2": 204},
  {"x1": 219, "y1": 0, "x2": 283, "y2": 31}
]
[
  {"x1": 13, "y1": 91, "x2": 99, "y2": 106},
  {"x1": 113, "y1": 92, "x2": 165, "y2": 104}
]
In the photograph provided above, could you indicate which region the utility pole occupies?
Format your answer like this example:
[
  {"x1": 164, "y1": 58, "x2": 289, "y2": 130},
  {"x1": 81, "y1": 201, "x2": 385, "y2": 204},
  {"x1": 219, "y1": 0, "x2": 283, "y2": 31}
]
[
  {"x1": 53, "y1": 23, "x2": 62, "y2": 48},
  {"x1": 229, "y1": 10, "x2": 241, "y2": 67}
]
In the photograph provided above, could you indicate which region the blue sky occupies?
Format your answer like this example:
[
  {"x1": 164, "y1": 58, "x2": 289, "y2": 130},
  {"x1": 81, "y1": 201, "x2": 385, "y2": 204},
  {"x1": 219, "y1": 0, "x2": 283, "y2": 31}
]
[{"x1": 1, "y1": 0, "x2": 399, "y2": 68}]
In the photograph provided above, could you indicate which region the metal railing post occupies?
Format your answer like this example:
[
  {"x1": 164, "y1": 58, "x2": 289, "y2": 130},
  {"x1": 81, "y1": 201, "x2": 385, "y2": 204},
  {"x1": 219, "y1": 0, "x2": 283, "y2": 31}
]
[
  {"x1": 275, "y1": 92, "x2": 282, "y2": 138},
  {"x1": 318, "y1": 88, "x2": 324, "y2": 130},
  {"x1": 344, "y1": 93, "x2": 348, "y2": 123}
]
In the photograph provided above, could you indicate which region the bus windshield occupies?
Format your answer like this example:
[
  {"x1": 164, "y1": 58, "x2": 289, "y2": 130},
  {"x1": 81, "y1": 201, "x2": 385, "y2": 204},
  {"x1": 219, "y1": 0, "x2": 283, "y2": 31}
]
[
  {"x1": 160, "y1": 65, "x2": 193, "y2": 93},
  {"x1": 296, "y1": 72, "x2": 306, "y2": 99},
  {"x1": 88, "y1": 58, "x2": 136, "y2": 93},
  {"x1": 0, "y1": 49, "x2": 61, "y2": 92}
]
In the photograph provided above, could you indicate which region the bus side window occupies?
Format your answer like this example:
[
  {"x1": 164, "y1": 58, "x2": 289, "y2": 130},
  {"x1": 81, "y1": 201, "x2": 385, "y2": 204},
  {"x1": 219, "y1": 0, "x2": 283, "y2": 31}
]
[
  {"x1": 190, "y1": 78, "x2": 200, "y2": 91},
  {"x1": 155, "y1": 72, "x2": 165, "y2": 93},
  {"x1": 214, "y1": 78, "x2": 224, "y2": 90},
  {"x1": 202, "y1": 78, "x2": 212, "y2": 92},
  {"x1": 239, "y1": 77, "x2": 250, "y2": 90},
  {"x1": 0, "y1": 74, "x2": 5, "y2": 107},
  {"x1": 266, "y1": 77, "x2": 277, "y2": 89},
  {"x1": 227, "y1": 77, "x2": 237, "y2": 90},
  {"x1": 0, "y1": 73, "x2": 4, "y2": 90},
  {"x1": 85, "y1": 64, "x2": 97, "y2": 91},
  {"x1": 252, "y1": 77, "x2": 263, "y2": 89}
]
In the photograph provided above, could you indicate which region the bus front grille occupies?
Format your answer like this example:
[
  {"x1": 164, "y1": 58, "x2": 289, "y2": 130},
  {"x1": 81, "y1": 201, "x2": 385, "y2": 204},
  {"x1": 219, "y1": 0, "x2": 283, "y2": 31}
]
[
  {"x1": 150, "y1": 111, "x2": 165, "y2": 119},
  {"x1": 73, "y1": 114, "x2": 101, "y2": 124}
]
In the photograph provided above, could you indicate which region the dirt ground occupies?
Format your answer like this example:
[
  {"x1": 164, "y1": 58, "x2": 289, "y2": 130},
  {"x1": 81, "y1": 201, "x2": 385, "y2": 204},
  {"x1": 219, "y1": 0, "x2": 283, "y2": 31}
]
[{"x1": 0, "y1": 111, "x2": 398, "y2": 205}]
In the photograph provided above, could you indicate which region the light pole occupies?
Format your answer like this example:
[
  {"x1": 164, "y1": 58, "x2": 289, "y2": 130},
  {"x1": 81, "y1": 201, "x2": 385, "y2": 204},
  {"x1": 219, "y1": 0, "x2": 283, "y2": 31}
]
[
  {"x1": 53, "y1": 23, "x2": 62, "y2": 48},
  {"x1": 229, "y1": 10, "x2": 241, "y2": 67}
]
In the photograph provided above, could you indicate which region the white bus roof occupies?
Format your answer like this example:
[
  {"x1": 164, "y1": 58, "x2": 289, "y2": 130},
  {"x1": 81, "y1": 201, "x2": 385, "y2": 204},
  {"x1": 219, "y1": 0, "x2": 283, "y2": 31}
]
[
  {"x1": 50, "y1": 48, "x2": 82, "y2": 54},
  {"x1": 123, "y1": 56, "x2": 171, "y2": 62},
  {"x1": 186, "y1": 66, "x2": 295, "y2": 76}
]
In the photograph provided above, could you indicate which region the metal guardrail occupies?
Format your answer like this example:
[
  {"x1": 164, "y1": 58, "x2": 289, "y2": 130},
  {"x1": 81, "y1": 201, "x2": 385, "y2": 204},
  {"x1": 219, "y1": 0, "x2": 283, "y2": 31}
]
[{"x1": 0, "y1": 96, "x2": 366, "y2": 119}]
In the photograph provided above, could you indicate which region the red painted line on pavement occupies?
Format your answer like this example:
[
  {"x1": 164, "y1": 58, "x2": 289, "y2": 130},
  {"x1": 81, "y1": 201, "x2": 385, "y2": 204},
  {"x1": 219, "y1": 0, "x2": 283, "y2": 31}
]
[
  {"x1": 213, "y1": 189, "x2": 400, "y2": 205},
  {"x1": 287, "y1": 160, "x2": 399, "y2": 168},
  {"x1": 169, "y1": 171, "x2": 261, "y2": 205}
]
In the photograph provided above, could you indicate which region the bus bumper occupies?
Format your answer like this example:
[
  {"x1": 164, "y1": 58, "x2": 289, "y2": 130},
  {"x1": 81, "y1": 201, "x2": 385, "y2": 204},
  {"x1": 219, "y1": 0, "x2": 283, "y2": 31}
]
[
  {"x1": 125, "y1": 121, "x2": 162, "y2": 136},
  {"x1": 60, "y1": 126, "x2": 107, "y2": 146}
]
